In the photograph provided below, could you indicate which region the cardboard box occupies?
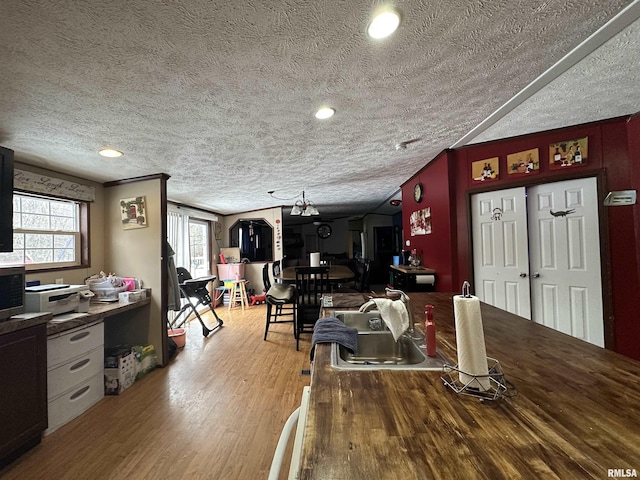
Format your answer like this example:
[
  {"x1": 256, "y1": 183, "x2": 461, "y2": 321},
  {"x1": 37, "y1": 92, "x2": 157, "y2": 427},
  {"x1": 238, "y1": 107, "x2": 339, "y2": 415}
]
[
  {"x1": 118, "y1": 289, "x2": 146, "y2": 302},
  {"x1": 219, "y1": 247, "x2": 241, "y2": 263},
  {"x1": 104, "y1": 347, "x2": 136, "y2": 395},
  {"x1": 132, "y1": 344, "x2": 157, "y2": 381}
]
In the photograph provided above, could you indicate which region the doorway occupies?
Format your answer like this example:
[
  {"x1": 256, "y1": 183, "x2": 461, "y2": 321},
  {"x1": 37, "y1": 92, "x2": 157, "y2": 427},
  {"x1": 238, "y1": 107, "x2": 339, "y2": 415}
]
[{"x1": 471, "y1": 177, "x2": 604, "y2": 347}]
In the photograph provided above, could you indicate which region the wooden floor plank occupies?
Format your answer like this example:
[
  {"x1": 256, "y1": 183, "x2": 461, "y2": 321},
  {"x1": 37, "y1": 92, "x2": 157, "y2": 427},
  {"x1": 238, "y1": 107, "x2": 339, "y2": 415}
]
[{"x1": 1, "y1": 304, "x2": 311, "y2": 480}]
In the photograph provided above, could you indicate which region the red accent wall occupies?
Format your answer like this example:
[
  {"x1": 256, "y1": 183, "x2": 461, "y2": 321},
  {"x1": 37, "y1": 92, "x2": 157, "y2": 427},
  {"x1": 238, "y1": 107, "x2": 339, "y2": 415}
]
[
  {"x1": 401, "y1": 150, "x2": 456, "y2": 292},
  {"x1": 402, "y1": 115, "x2": 640, "y2": 360}
]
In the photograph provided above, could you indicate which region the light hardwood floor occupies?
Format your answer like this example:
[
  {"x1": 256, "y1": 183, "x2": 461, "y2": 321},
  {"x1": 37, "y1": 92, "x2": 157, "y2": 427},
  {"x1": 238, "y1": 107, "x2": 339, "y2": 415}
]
[{"x1": 1, "y1": 304, "x2": 312, "y2": 480}]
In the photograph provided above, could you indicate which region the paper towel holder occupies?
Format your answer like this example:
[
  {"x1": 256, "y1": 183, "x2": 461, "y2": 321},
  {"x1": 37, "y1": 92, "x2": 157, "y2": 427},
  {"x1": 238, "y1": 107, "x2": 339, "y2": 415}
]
[
  {"x1": 461, "y1": 281, "x2": 472, "y2": 298},
  {"x1": 441, "y1": 357, "x2": 509, "y2": 401}
]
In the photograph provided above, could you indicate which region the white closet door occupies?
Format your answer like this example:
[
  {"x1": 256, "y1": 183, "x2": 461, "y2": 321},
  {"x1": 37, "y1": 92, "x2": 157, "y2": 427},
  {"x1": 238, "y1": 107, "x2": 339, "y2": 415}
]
[
  {"x1": 528, "y1": 177, "x2": 604, "y2": 347},
  {"x1": 472, "y1": 187, "x2": 531, "y2": 318}
]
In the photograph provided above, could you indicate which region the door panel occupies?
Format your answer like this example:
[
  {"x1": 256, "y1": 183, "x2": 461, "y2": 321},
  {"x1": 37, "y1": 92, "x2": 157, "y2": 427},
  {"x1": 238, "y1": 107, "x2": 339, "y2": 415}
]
[
  {"x1": 472, "y1": 187, "x2": 530, "y2": 318},
  {"x1": 528, "y1": 177, "x2": 603, "y2": 347},
  {"x1": 481, "y1": 280, "x2": 496, "y2": 306},
  {"x1": 538, "y1": 218, "x2": 556, "y2": 268}
]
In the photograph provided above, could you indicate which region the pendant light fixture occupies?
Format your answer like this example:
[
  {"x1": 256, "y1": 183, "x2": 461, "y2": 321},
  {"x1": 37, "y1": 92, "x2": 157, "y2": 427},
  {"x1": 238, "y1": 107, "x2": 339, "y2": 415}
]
[{"x1": 290, "y1": 191, "x2": 319, "y2": 216}]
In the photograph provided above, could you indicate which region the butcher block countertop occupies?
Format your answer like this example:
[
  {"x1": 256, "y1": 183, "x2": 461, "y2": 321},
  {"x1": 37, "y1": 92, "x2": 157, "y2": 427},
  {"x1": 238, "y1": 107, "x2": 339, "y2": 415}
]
[{"x1": 299, "y1": 292, "x2": 640, "y2": 479}]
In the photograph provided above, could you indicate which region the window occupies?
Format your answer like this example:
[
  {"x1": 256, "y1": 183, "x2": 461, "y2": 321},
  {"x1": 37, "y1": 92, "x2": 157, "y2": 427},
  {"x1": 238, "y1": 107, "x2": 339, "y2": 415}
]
[
  {"x1": 0, "y1": 193, "x2": 83, "y2": 269},
  {"x1": 229, "y1": 219, "x2": 273, "y2": 262},
  {"x1": 188, "y1": 220, "x2": 210, "y2": 278},
  {"x1": 167, "y1": 208, "x2": 214, "y2": 276}
]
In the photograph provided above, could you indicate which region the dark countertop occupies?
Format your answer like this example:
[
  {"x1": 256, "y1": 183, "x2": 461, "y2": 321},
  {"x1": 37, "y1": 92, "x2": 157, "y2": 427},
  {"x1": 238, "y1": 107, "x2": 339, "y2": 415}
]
[
  {"x1": 1, "y1": 297, "x2": 151, "y2": 337},
  {"x1": 300, "y1": 292, "x2": 640, "y2": 479},
  {"x1": 0, "y1": 311, "x2": 52, "y2": 335},
  {"x1": 389, "y1": 264, "x2": 436, "y2": 274}
]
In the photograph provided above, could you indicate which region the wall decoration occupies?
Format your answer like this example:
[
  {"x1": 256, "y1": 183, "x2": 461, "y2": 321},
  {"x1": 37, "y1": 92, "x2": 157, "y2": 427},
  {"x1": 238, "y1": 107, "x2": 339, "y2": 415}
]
[
  {"x1": 550, "y1": 209, "x2": 575, "y2": 217},
  {"x1": 472, "y1": 157, "x2": 499, "y2": 183},
  {"x1": 14, "y1": 168, "x2": 96, "y2": 201},
  {"x1": 120, "y1": 196, "x2": 148, "y2": 229},
  {"x1": 214, "y1": 221, "x2": 222, "y2": 240},
  {"x1": 507, "y1": 148, "x2": 539, "y2": 175},
  {"x1": 410, "y1": 207, "x2": 431, "y2": 236},
  {"x1": 275, "y1": 218, "x2": 282, "y2": 252},
  {"x1": 549, "y1": 137, "x2": 588, "y2": 169}
]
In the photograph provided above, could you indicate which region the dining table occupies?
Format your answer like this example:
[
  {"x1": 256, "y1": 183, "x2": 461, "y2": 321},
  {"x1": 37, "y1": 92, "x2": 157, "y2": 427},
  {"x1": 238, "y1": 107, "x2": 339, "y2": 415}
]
[{"x1": 277, "y1": 265, "x2": 356, "y2": 282}]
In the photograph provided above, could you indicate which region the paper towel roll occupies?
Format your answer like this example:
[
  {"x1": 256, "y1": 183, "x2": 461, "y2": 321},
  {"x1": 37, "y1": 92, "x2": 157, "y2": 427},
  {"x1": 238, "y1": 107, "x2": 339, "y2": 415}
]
[
  {"x1": 310, "y1": 252, "x2": 320, "y2": 267},
  {"x1": 453, "y1": 295, "x2": 490, "y2": 391},
  {"x1": 415, "y1": 274, "x2": 435, "y2": 285}
]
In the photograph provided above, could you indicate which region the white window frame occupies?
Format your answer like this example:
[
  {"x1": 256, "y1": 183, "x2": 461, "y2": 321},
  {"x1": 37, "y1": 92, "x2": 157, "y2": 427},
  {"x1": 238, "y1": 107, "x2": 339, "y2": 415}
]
[
  {"x1": 167, "y1": 205, "x2": 218, "y2": 275},
  {"x1": 0, "y1": 193, "x2": 82, "y2": 270}
]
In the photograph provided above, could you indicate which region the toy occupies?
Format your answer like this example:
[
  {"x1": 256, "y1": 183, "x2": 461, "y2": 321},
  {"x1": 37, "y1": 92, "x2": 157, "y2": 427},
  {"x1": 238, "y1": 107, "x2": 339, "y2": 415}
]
[{"x1": 250, "y1": 292, "x2": 266, "y2": 305}]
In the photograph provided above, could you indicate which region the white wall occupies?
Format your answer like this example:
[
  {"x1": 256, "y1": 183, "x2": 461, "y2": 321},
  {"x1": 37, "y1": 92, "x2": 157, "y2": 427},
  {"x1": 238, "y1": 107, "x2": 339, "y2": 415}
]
[
  {"x1": 104, "y1": 178, "x2": 166, "y2": 364},
  {"x1": 221, "y1": 206, "x2": 283, "y2": 293},
  {"x1": 362, "y1": 213, "x2": 394, "y2": 260},
  {"x1": 298, "y1": 218, "x2": 350, "y2": 256}
]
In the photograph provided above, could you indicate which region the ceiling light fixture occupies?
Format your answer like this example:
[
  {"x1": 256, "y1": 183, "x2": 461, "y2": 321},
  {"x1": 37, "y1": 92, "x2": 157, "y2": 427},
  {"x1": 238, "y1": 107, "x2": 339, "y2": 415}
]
[
  {"x1": 290, "y1": 191, "x2": 320, "y2": 216},
  {"x1": 368, "y1": 8, "x2": 401, "y2": 39},
  {"x1": 395, "y1": 137, "x2": 423, "y2": 150},
  {"x1": 315, "y1": 107, "x2": 335, "y2": 120},
  {"x1": 98, "y1": 148, "x2": 124, "y2": 158}
]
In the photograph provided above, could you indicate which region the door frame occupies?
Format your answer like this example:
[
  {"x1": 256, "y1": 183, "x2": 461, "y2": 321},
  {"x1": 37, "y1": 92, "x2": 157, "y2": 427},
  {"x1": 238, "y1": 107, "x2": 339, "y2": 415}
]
[{"x1": 465, "y1": 168, "x2": 614, "y2": 349}]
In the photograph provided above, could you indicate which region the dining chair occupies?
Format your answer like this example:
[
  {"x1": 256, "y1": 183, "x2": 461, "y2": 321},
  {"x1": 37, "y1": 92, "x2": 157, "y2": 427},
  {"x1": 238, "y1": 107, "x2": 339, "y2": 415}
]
[
  {"x1": 294, "y1": 266, "x2": 330, "y2": 350},
  {"x1": 337, "y1": 259, "x2": 371, "y2": 293},
  {"x1": 262, "y1": 262, "x2": 272, "y2": 291},
  {"x1": 264, "y1": 263, "x2": 296, "y2": 341},
  {"x1": 272, "y1": 260, "x2": 282, "y2": 283},
  {"x1": 355, "y1": 258, "x2": 372, "y2": 292}
]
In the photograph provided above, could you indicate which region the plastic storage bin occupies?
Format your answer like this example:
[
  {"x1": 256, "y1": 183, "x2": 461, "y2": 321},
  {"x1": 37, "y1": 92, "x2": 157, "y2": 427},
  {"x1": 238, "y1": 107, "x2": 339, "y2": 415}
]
[{"x1": 87, "y1": 278, "x2": 129, "y2": 301}]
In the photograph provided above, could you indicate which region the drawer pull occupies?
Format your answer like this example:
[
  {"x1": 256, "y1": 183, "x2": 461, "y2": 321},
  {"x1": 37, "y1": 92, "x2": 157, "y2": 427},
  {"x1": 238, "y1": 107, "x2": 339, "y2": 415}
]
[
  {"x1": 70, "y1": 358, "x2": 91, "y2": 372},
  {"x1": 69, "y1": 331, "x2": 91, "y2": 342},
  {"x1": 70, "y1": 385, "x2": 90, "y2": 401}
]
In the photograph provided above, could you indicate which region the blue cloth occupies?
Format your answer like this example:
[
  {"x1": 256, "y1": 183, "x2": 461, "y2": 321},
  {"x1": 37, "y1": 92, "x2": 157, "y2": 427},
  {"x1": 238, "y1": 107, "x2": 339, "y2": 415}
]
[{"x1": 310, "y1": 317, "x2": 358, "y2": 361}]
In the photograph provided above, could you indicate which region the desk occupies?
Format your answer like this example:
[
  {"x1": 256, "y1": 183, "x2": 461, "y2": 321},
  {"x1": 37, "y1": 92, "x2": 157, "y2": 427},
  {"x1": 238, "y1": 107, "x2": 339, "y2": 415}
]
[
  {"x1": 1, "y1": 298, "x2": 150, "y2": 466},
  {"x1": 278, "y1": 265, "x2": 355, "y2": 282},
  {"x1": 389, "y1": 264, "x2": 436, "y2": 291}
]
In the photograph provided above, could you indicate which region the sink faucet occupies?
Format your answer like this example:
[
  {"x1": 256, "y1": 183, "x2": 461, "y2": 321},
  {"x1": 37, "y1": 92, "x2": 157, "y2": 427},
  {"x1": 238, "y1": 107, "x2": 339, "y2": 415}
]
[
  {"x1": 359, "y1": 287, "x2": 417, "y2": 337},
  {"x1": 384, "y1": 287, "x2": 415, "y2": 336}
]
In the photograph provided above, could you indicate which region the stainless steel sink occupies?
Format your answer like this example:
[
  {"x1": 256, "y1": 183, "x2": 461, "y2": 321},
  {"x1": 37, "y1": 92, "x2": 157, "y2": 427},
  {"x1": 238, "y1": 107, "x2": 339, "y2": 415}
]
[
  {"x1": 330, "y1": 313, "x2": 452, "y2": 371},
  {"x1": 334, "y1": 311, "x2": 388, "y2": 332},
  {"x1": 338, "y1": 331, "x2": 425, "y2": 365}
]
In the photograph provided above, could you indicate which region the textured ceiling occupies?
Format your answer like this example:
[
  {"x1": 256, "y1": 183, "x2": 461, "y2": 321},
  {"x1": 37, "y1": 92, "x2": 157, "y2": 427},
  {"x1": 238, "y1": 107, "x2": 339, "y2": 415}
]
[{"x1": 0, "y1": 0, "x2": 638, "y2": 220}]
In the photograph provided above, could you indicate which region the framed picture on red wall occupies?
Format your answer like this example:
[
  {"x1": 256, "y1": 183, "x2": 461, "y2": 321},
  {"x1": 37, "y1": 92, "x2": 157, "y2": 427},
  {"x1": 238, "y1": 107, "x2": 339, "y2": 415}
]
[
  {"x1": 549, "y1": 137, "x2": 588, "y2": 169},
  {"x1": 507, "y1": 148, "x2": 539, "y2": 176},
  {"x1": 472, "y1": 157, "x2": 499, "y2": 183},
  {"x1": 410, "y1": 207, "x2": 431, "y2": 236}
]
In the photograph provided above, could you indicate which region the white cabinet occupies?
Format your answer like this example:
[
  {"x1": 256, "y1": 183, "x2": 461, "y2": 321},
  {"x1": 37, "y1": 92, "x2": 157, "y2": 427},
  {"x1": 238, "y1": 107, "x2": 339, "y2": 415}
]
[{"x1": 45, "y1": 323, "x2": 104, "y2": 434}]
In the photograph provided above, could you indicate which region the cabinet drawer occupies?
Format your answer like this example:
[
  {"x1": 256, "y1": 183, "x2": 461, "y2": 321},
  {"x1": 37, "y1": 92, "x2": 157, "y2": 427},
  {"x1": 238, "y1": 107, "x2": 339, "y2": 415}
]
[
  {"x1": 45, "y1": 372, "x2": 104, "y2": 435},
  {"x1": 47, "y1": 345, "x2": 104, "y2": 400},
  {"x1": 48, "y1": 323, "x2": 104, "y2": 368}
]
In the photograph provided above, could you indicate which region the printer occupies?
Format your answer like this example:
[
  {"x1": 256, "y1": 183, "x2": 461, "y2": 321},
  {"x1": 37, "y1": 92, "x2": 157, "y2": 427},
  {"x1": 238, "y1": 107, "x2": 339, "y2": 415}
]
[{"x1": 25, "y1": 284, "x2": 93, "y2": 315}]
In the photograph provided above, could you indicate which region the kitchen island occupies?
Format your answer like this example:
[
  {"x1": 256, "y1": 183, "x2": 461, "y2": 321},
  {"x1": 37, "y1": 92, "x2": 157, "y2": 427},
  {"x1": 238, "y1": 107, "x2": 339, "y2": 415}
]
[{"x1": 300, "y1": 292, "x2": 640, "y2": 479}]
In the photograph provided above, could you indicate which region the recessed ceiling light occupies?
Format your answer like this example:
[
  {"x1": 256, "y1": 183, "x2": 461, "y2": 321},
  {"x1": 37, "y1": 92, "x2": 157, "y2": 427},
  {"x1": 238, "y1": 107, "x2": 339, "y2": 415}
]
[
  {"x1": 368, "y1": 9, "x2": 401, "y2": 39},
  {"x1": 315, "y1": 107, "x2": 335, "y2": 120},
  {"x1": 98, "y1": 148, "x2": 124, "y2": 158}
]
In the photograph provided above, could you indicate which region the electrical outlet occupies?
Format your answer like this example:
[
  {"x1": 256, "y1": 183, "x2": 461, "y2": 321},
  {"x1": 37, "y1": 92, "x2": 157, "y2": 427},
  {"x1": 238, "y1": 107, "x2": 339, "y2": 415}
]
[{"x1": 55, "y1": 278, "x2": 64, "y2": 284}]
